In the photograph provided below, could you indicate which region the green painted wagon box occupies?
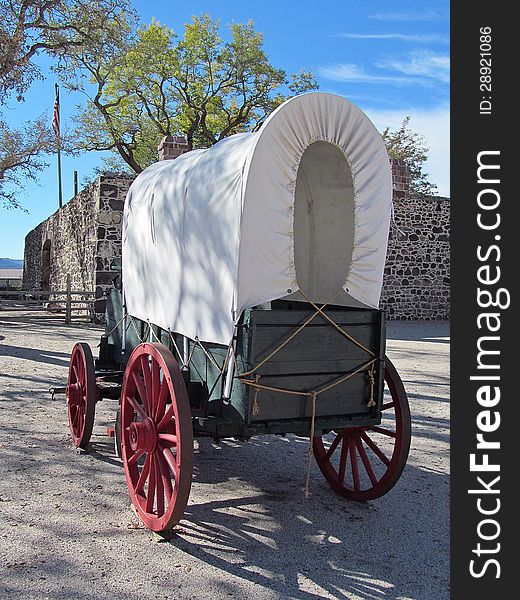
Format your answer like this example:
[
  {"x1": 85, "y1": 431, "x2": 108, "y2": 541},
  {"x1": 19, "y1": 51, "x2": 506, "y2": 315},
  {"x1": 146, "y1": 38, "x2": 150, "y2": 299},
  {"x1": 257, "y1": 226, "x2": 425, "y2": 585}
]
[
  {"x1": 102, "y1": 289, "x2": 385, "y2": 438},
  {"x1": 241, "y1": 308, "x2": 385, "y2": 425}
]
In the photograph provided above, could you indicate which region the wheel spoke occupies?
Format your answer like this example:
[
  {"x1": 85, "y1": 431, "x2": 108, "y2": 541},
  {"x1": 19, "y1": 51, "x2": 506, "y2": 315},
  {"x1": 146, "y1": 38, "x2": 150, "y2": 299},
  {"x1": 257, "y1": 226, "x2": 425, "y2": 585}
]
[
  {"x1": 369, "y1": 426, "x2": 397, "y2": 438},
  {"x1": 162, "y1": 447, "x2": 179, "y2": 482},
  {"x1": 145, "y1": 454, "x2": 156, "y2": 513},
  {"x1": 157, "y1": 403, "x2": 175, "y2": 432},
  {"x1": 73, "y1": 407, "x2": 82, "y2": 429},
  {"x1": 132, "y1": 371, "x2": 149, "y2": 417},
  {"x1": 140, "y1": 355, "x2": 153, "y2": 415},
  {"x1": 337, "y1": 435, "x2": 348, "y2": 483},
  {"x1": 154, "y1": 378, "x2": 170, "y2": 423},
  {"x1": 348, "y1": 436, "x2": 360, "y2": 492},
  {"x1": 155, "y1": 457, "x2": 165, "y2": 517},
  {"x1": 77, "y1": 404, "x2": 85, "y2": 429},
  {"x1": 151, "y1": 360, "x2": 161, "y2": 415},
  {"x1": 382, "y1": 402, "x2": 395, "y2": 411},
  {"x1": 355, "y1": 436, "x2": 378, "y2": 486},
  {"x1": 76, "y1": 360, "x2": 84, "y2": 385},
  {"x1": 326, "y1": 432, "x2": 342, "y2": 460},
  {"x1": 72, "y1": 364, "x2": 80, "y2": 383},
  {"x1": 361, "y1": 431, "x2": 391, "y2": 467},
  {"x1": 71, "y1": 414, "x2": 78, "y2": 435},
  {"x1": 135, "y1": 454, "x2": 151, "y2": 493},
  {"x1": 127, "y1": 448, "x2": 146, "y2": 466},
  {"x1": 126, "y1": 394, "x2": 147, "y2": 421},
  {"x1": 158, "y1": 433, "x2": 177, "y2": 447},
  {"x1": 155, "y1": 450, "x2": 174, "y2": 500}
]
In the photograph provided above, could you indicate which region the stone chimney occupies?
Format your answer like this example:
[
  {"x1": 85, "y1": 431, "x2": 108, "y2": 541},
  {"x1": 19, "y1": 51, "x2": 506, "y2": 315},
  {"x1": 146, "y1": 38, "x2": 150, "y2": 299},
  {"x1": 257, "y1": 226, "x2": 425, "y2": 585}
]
[
  {"x1": 390, "y1": 158, "x2": 410, "y2": 199},
  {"x1": 158, "y1": 135, "x2": 189, "y2": 161}
]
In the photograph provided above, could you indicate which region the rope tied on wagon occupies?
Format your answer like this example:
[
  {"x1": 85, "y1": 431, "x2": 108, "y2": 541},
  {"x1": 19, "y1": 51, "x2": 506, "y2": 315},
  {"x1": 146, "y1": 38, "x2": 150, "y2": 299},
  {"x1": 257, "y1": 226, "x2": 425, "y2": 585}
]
[
  {"x1": 251, "y1": 374, "x2": 261, "y2": 416},
  {"x1": 129, "y1": 315, "x2": 147, "y2": 343},
  {"x1": 367, "y1": 364, "x2": 377, "y2": 408},
  {"x1": 239, "y1": 291, "x2": 375, "y2": 379},
  {"x1": 97, "y1": 313, "x2": 127, "y2": 346},
  {"x1": 125, "y1": 292, "x2": 380, "y2": 498},
  {"x1": 166, "y1": 329, "x2": 230, "y2": 375},
  {"x1": 235, "y1": 290, "x2": 380, "y2": 497},
  {"x1": 239, "y1": 358, "x2": 378, "y2": 497},
  {"x1": 304, "y1": 392, "x2": 317, "y2": 498}
]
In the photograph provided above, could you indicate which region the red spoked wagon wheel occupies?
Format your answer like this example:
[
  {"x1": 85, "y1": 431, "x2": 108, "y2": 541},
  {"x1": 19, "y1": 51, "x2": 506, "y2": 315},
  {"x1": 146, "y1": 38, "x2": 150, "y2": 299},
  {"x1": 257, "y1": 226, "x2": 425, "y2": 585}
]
[
  {"x1": 121, "y1": 342, "x2": 193, "y2": 532},
  {"x1": 313, "y1": 356, "x2": 411, "y2": 501},
  {"x1": 66, "y1": 342, "x2": 97, "y2": 448}
]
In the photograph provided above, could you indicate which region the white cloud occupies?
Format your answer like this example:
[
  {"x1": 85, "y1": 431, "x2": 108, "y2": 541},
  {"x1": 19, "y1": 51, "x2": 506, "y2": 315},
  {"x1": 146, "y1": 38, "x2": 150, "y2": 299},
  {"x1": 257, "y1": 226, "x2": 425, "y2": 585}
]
[
  {"x1": 364, "y1": 105, "x2": 450, "y2": 197},
  {"x1": 334, "y1": 33, "x2": 448, "y2": 43},
  {"x1": 318, "y1": 63, "x2": 418, "y2": 85},
  {"x1": 319, "y1": 50, "x2": 450, "y2": 86},
  {"x1": 369, "y1": 10, "x2": 442, "y2": 22},
  {"x1": 377, "y1": 50, "x2": 450, "y2": 84}
]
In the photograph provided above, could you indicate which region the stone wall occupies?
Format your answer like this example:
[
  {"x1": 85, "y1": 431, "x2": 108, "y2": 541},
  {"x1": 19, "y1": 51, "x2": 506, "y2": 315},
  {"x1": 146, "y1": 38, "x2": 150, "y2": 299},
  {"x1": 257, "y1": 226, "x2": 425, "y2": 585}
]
[
  {"x1": 23, "y1": 173, "x2": 134, "y2": 320},
  {"x1": 23, "y1": 180, "x2": 99, "y2": 292},
  {"x1": 93, "y1": 174, "x2": 134, "y2": 315},
  {"x1": 380, "y1": 194, "x2": 450, "y2": 320}
]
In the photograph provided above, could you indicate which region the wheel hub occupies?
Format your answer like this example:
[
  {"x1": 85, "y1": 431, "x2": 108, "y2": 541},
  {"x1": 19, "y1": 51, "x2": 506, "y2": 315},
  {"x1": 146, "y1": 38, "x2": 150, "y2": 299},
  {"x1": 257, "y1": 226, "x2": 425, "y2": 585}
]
[
  {"x1": 129, "y1": 418, "x2": 157, "y2": 453},
  {"x1": 67, "y1": 382, "x2": 83, "y2": 407}
]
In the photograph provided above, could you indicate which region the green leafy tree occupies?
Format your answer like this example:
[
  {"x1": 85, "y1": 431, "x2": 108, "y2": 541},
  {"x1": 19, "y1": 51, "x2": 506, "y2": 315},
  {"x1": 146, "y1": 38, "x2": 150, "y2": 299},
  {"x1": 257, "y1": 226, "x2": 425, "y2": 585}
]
[
  {"x1": 0, "y1": 0, "x2": 134, "y2": 102},
  {"x1": 0, "y1": 0, "x2": 135, "y2": 209},
  {"x1": 382, "y1": 116, "x2": 438, "y2": 197},
  {"x1": 0, "y1": 116, "x2": 55, "y2": 209},
  {"x1": 63, "y1": 15, "x2": 318, "y2": 172}
]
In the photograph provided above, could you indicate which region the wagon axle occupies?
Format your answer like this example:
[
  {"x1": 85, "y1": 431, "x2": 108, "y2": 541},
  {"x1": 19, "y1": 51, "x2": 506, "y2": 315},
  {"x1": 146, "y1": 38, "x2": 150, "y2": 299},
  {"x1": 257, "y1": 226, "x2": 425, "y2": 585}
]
[
  {"x1": 67, "y1": 382, "x2": 83, "y2": 406},
  {"x1": 128, "y1": 418, "x2": 157, "y2": 453}
]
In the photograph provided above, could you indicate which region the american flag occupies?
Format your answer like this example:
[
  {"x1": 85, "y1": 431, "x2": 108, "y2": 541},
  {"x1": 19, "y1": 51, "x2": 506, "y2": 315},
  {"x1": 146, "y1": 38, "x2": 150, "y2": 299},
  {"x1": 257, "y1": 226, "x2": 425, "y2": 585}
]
[{"x1": 52, "y1": 84, "x2": 60, "y2": 138}]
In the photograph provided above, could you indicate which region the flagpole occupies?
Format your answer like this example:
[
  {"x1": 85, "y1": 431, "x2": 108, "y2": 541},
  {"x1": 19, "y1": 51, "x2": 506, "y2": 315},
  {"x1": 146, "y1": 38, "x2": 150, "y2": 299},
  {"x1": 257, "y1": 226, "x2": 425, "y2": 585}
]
[
  {"x1": 57, "y1": 135, "x2": 63, "y2": 209},
  {"x1": 53, "y1": 83, "x2": 63, "y2": 209}
]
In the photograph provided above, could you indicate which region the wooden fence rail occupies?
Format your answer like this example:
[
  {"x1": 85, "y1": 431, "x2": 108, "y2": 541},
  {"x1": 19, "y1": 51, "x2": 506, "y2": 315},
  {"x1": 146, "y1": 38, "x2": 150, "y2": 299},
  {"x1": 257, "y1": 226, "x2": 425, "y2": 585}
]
[{"x1": 0, "y1": 276, "x2": 95, "y2": 324}]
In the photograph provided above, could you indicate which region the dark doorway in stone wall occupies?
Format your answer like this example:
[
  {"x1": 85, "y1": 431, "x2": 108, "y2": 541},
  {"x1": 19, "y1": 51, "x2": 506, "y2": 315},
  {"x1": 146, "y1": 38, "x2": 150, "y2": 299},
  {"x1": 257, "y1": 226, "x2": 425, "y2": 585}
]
[{"x1": 41, "y1": 239, "x2": 51, "y2": 290}]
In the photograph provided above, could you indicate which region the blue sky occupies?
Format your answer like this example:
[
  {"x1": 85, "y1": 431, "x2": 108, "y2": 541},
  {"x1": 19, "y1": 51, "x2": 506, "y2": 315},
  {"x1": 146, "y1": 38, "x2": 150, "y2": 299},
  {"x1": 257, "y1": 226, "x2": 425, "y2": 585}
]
[{"x1": 1, "y1": 0, "x2": 449, "y2": 258}]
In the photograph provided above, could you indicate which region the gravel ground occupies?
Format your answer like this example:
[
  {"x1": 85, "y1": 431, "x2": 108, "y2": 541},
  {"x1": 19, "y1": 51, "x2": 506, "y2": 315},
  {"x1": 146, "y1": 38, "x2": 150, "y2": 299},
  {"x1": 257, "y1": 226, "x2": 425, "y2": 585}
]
[{"x1": 0, "y1": 310, "x2": 449, "y2": 600}]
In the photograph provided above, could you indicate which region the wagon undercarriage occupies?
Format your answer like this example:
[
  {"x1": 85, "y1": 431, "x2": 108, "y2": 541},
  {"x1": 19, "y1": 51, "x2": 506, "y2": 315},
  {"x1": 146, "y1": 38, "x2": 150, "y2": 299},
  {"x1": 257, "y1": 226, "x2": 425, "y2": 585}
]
[{"x1": 61, "y1": 293, "x2": 411, "y2": 532}]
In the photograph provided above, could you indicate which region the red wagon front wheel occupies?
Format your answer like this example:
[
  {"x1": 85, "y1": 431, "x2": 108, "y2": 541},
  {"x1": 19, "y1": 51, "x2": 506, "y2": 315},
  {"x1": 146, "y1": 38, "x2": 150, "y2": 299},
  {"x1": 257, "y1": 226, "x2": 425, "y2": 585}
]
[
  {"x1": 121, "y1": 343, "x2": 193, "y2": 532},
  {"x1": 313, "y1": 356, "x2": 411, "y2": 501},
  {"x1": 66, "y1": 342, "x2": 97, "y2": 448}
]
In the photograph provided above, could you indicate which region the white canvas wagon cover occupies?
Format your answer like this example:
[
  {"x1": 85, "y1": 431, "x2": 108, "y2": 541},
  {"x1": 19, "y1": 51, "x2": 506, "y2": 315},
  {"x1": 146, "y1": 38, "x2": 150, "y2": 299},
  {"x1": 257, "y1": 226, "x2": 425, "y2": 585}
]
[{"x1": 123, "y1": 92, "x2": 392, "y2": 345}]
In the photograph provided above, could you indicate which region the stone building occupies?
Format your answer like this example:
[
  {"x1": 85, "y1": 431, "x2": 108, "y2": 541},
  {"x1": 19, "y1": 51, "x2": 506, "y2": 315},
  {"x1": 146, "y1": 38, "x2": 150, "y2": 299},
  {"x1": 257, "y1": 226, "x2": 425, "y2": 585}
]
[
  {"x1": 23, "y1": 173, "x2": 134, "y2": 316},
  {"x1": 381, "y1": 160, "x2": 450, "y2": 320},
  {"x1": 23, "y1": 143, "x2": 449, "y2": 321}
]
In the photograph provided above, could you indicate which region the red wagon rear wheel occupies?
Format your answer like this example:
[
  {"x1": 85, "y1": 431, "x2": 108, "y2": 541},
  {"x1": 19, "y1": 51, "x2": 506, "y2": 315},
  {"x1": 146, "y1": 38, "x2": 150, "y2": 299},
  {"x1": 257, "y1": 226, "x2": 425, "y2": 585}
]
[
  {"x1": 121, "y1": 342, "x2": 193, "y2": 532},
  {"x1": 66, "y1": 342, "x2": 97, "y2": 448},
  {"x1": 313, "y1": 356, "x2": 411, "y2": 501}
]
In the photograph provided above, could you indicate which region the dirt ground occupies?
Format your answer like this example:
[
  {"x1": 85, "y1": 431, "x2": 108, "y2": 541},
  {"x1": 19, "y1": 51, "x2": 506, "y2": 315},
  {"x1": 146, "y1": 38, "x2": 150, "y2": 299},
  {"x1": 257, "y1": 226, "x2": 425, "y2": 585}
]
[{"x1": 0, "y1": 310, "x2": 449, "y2": 600}]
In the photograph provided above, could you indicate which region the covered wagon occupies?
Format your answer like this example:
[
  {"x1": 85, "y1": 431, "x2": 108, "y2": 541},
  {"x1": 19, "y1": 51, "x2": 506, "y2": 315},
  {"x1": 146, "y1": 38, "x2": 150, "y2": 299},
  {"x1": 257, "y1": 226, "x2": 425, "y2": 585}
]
[{"x1": 62, "y1": 92, "x2": 411, "y2": 532}]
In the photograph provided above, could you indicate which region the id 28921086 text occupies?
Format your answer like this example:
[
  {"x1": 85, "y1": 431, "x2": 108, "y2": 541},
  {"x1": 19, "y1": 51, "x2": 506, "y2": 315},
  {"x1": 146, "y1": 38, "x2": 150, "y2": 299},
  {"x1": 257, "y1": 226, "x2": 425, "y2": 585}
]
[{"x1": 479, "y1": 27, "x2": 492, "y2": 115}]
